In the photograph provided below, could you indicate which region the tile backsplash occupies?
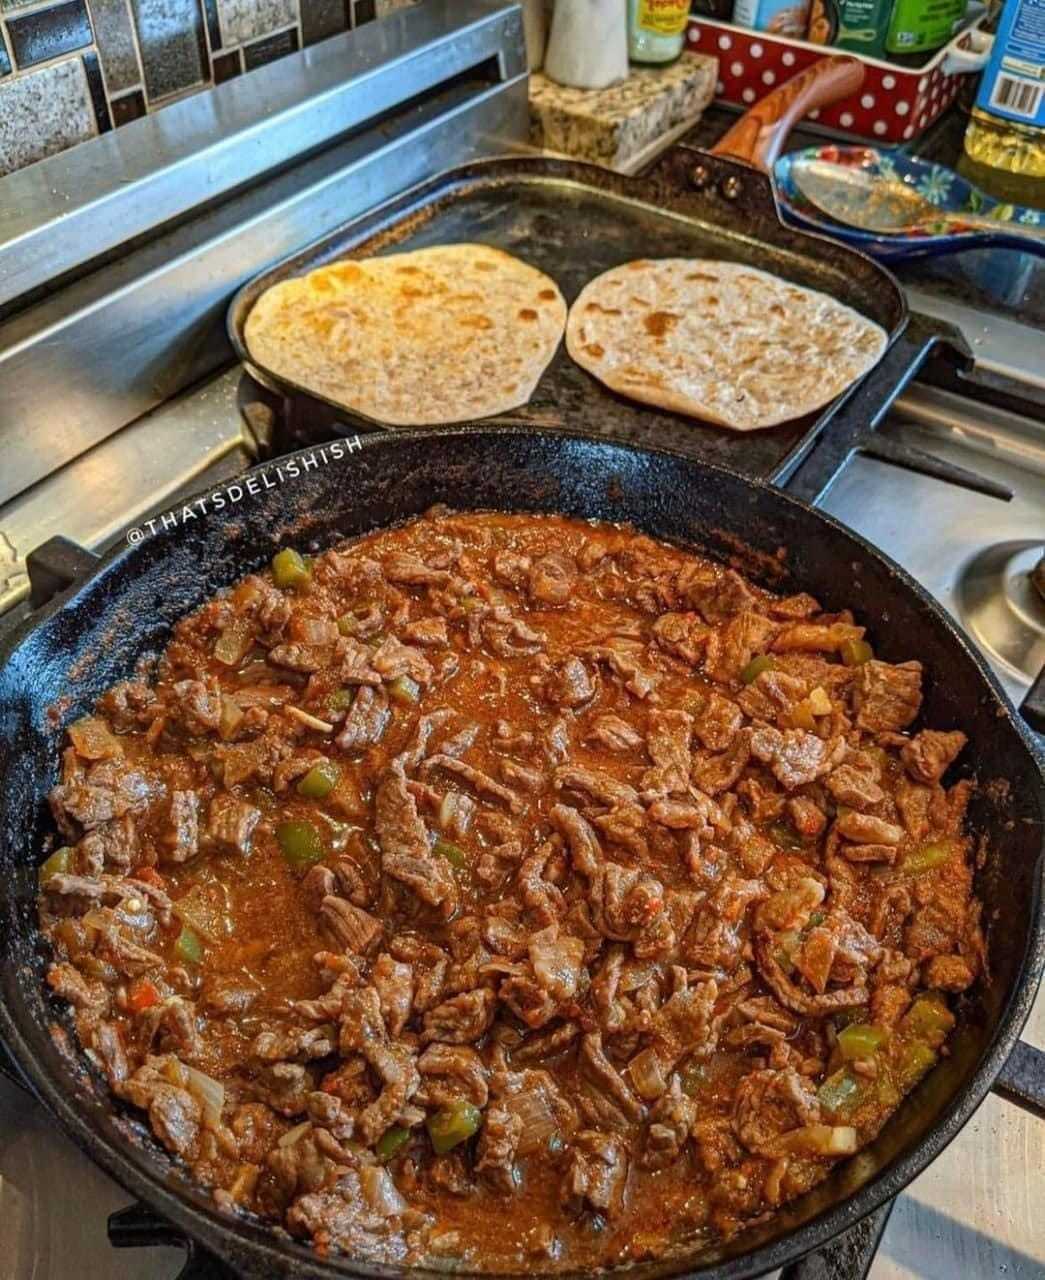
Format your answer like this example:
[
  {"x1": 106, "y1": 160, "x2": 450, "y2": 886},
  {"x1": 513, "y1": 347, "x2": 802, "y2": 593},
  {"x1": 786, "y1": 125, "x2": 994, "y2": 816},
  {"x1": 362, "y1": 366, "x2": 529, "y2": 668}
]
[{"x1": 0, "y1": 0, "x2": 419, "y2": 176}]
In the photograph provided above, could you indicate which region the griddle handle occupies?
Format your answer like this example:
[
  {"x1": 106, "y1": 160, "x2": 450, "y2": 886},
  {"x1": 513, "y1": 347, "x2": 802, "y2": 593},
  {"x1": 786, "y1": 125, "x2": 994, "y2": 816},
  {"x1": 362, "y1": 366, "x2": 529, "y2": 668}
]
[
  {"x1": 773, "y1": 315, "x2": 976, "y2": 508},
  {"x1": 778, "y1": 1199, "x2": 894, "y2": 1280},
  {"x1": 712, "y1": 56, "x2": 866, "y2": 172}
]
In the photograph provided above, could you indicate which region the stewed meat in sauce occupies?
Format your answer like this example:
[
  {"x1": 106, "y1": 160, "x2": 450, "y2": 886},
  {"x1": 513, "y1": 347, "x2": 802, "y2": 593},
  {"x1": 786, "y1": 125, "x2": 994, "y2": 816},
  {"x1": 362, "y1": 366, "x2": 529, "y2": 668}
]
[{"x1": 39, "y1": 511, "x2": 984, "y2": 1270}]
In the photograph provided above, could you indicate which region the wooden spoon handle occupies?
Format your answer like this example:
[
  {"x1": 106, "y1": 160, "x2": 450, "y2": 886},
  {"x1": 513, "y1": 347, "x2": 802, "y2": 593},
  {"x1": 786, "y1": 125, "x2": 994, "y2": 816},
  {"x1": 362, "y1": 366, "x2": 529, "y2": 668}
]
[{"x1": 711, "y1": 56, "x2": 866, "y2": 172}]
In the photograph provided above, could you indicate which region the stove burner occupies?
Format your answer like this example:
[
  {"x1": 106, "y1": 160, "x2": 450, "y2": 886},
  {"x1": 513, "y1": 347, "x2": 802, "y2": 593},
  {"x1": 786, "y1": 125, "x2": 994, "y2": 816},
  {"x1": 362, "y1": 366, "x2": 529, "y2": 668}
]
[
  {"x1": 1033, "y1": 553, "x2": 1045, "y2": 607},
  {"x1": 956, "y1": 540, "x2": 1045, "y2": 685}
]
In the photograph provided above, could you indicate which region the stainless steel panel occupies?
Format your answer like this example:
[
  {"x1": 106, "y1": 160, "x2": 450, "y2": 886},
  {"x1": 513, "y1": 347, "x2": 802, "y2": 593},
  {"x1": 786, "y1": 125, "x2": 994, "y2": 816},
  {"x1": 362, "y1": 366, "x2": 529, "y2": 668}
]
[
  {"x1": 0, "y1": 0, "x2": 526, "y2": 313},
  {"x1": 905, "y1": 285, "x2": 1045, "y2": 393},
  {"x1": 0, "y1": 75, "x2": 529, "y2": 507},
  {"x1": 0, "y1": 368, "x2": 253, "y2": 616}
]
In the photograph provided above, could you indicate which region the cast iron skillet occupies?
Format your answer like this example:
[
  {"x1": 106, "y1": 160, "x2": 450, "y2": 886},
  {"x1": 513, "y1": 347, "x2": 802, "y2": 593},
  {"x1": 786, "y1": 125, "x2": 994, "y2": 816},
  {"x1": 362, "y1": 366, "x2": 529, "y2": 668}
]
[{"x1": 1, "y1": 429, "x2": 1043, "y2": 1280}]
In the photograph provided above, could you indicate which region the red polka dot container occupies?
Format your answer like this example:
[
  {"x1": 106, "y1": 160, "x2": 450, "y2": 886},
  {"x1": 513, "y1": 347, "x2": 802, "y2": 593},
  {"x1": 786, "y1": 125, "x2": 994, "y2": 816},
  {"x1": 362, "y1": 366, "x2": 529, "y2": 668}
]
[{"x1": 687, "y1": 15, "x2": 991, "y2": 146}]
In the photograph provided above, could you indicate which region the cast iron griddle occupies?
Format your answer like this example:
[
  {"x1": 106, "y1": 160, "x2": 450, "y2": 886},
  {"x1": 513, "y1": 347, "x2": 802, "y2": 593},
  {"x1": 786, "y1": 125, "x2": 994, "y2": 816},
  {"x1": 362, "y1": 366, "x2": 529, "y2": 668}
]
[{"x1": 228, "y1": 150, "x2": 912, "y2": 483}]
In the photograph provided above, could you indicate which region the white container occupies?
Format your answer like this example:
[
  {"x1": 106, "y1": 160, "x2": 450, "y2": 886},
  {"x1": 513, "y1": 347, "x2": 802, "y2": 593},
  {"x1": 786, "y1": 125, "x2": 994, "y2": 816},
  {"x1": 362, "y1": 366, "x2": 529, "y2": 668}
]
[
  {"x1": 544, "y1": 0, "x2": 629, "y2": 89},
  {"x1": 522, "y1": 0, "x2": 548, "y2": 70}
]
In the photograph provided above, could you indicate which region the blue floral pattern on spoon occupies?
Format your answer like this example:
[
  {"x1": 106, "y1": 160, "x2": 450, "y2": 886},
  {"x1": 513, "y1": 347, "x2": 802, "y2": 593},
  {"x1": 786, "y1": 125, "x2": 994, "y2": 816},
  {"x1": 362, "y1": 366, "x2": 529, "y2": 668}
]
[{"x1": 775, "y1": 145, "x2": 1043, "y2": 261}]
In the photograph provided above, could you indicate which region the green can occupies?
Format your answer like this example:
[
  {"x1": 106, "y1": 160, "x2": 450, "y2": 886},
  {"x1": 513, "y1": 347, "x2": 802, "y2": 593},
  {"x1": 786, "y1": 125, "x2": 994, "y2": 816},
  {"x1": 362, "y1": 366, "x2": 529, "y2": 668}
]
[
  {"x1": 833, "y1": 0, "x2": 894, "y2": 56},
  {"x1": 885, "y1": 0, "x2": 968, "y2": 55}
]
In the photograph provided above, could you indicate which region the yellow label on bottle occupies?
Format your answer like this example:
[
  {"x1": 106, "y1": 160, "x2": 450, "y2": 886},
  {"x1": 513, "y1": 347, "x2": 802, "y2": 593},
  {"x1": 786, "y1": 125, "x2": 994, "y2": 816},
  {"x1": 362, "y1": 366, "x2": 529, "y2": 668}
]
[{"x1": 638, "y1": 0, "x2": 690, "y2": 36}]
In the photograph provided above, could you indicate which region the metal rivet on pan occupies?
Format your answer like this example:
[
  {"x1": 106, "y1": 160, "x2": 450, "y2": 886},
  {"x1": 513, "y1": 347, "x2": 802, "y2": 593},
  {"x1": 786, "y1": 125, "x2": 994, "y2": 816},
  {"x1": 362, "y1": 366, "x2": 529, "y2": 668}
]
[
  {"x1": 691, "y1": 165, "x2": 711, "y2": 191},
  {"x1": 721, "y1": 176, "x2": 743, "y2": 200}
]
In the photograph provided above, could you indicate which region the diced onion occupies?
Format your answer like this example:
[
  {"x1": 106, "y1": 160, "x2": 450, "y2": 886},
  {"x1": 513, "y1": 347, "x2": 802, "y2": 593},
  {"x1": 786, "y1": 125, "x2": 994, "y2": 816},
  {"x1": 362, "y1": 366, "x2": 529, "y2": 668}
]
[
  {"x1": 627, "y1": 1047, "x2": 668, "y2": 1102},
  {"x1": 213, "y1": 621, "x2": 254, "y2": 667},
  {"x1": 359, "y1": 1165, "x2": 408, "y2": 1217},
  {"x1": 183, "y1": 1064, "x2": 226, "y2": 1129},
  {"x1": 807, "y1": 686, "x2": 832, "y2": 716},
  {"x1": 172, "y1": 882, "x2": 233, "y2": 943},
  {"x1": 285, "y1": 705, "x2": 335, "y2": 733},
  {"x1": 68, "y1": 716, "x2": 122, "y2": 760},
  {"x1": 778, "y1": 1123, "x2": 858, "y2": 1157},
  {"x1": 278, "y1": 1120, "x2": 312, "y2": 1148},
  {"x1": 505, "y1": 1085, "x2": 559, "y2": 1155}
]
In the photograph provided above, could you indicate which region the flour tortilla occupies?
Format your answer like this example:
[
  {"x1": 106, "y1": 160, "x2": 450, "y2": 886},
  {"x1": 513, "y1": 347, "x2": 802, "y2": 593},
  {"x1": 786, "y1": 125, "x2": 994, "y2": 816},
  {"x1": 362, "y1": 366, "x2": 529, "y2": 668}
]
[
  {"x1": 244, "y1": 244, "x2": 567, "y2": 426},
  {"x1": 565, "y1": 259, "x2": 888, "y2": 431}
]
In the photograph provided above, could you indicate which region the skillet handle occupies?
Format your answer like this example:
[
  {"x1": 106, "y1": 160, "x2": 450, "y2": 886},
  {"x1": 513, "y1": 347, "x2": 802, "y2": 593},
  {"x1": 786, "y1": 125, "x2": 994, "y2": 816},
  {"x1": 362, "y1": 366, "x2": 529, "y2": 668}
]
[
  {"x1": 109, "y1": 1203, "x2": 239, "y2": 1279},
  {"x1": 711, "y1": 56, "x2": 865, "y2": 172},
  {"x1": 992, "y1": 1038, "x2": 1045, "y2": 1121},
  {"x1": 1019, "y1": 662, "x2": 1045, "y2": 735},
  {"x1": 778, "y1": 1199, "x2": 894, "y2": 1280},
  {"x1": 26, "y1": 535, "x2": 102, "y2": 610},
  {"x1": 0, "y1": 1036, "x2": 30, "y2": 1092}
]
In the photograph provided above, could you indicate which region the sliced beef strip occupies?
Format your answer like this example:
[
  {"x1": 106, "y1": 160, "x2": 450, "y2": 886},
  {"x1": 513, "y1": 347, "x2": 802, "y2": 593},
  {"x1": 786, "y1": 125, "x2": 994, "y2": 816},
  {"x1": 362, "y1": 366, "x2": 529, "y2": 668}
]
[
  {"x1": 374, "y1": 761, "x2": 458, "y2": 919},
  {"x1": 417, "y1": 1044, "x2": 489, "y2": 1108},
  {"x1": 161, "y1": 791, "x2": 199, "y2": 863},
  {"x1": 826, "y1": 762, "x2": 885, "y2": 810},
  {"x1": 335, "y1": 685, "x2": 391, "y2": 753},
  {"x1": 583, "y1": 640, "x2": 659, "y2": 700},
  {"x1": 561, "y1": 1131, "x2": 629, "y2": 1218},
  {"x1": 422, "y1": 755, "x2": 524, "y2": 814},
  {"x1": 74, "y1": 814, "x2": 138, "y2": 874},
  {"x1": 50, "y1": 762, "x2": 161, "y2": 837},
  {"x1": 900, "y1": 730, "x2": 967, "y2": 784},
  {"x1": 586, "y1": 715, "x2": 643, "y2": 754},
  {"x1": 854, "y1": 660, "x2": 923, "y2": 734},
  {"x1": 116, "y1": 1056, "x2": 202, "y2": 1160},
  {"x1": 371, "y1": 636, "x2": 434, "y2": 686},
  {"x1": 320, "y1": 897, "x2": 383, "y2": 954},
  {"x1": 704, "y1": 612, "x2": 777, "y2": 685},
  {"x1": 652, "y1": 612, "x2": 709, "y2": 666},
  {"x1": 641, "y1": 1077, "x2": 696, "y2": 1171},
  {"x1": 554, "y1": 767, "x2": 640, "y2": 812},
  {"x1": 528, "y1": 553, "x2": 577, "y2": 606},
  {"x1": 749, "y1": 727, "x2": 845, "y2": 791},
  {"x1": 421, "y1": 989, "x2": 496, "y2": 1045},
  {"x1": 691, "y1": 692, "x2": 742, "y2": 752},
  {"x1": 642, "y1": 709, "x2": 693, "y2": 798},
  {"x1": 676, "y1": 563, "x2": 756, "y2": 624},
  {"x1": 541, "y1": 657, "x2": 596, "y2": 709},
  {"x1": 206, "y1": 794, "x2": 261, "y2": 856},
  {"x1": 691, "y1": 730, "x2": 752, "y2": 796},
  {"x1": 475, "y1": 1104, "x2": 523, "y2": 1193},
  {"x1": 337, "y1": 987, "x2": 421, "y2": 1146}
]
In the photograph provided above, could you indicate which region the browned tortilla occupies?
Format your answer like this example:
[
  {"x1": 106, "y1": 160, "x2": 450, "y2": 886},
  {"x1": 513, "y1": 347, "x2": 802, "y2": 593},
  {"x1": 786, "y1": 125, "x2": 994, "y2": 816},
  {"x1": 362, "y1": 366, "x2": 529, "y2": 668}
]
[
  {"x1": 245, "y1": 244, "x2": 567, "y2": 426},
  {"x1": 566, "y1": 259, "x2": 888, "y2": 431}
]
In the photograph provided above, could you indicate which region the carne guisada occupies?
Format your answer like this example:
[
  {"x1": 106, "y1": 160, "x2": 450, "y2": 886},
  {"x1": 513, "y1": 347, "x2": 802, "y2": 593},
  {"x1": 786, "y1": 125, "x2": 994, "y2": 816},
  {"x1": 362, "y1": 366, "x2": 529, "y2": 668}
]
[{"x1": 39, "y1": 511, "x2": 984, "y2": 1270}]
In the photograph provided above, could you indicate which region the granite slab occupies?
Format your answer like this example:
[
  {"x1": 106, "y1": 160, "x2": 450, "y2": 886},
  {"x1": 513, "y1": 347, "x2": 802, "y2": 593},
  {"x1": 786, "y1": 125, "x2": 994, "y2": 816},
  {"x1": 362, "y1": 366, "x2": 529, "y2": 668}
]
[
  {"x1": 0, "y1": 57, "x2": 95, "y2": 176},
  {"x1": 530, "y1": 51, "x2": 717, "y2": 172}
]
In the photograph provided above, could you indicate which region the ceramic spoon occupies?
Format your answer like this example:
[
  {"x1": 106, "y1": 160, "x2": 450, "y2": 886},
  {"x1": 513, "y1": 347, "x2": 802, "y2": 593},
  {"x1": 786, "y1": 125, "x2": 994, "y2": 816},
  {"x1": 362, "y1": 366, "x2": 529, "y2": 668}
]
[{"x1": 790, "y1": 153, "x2": 1045, "y2": 253}]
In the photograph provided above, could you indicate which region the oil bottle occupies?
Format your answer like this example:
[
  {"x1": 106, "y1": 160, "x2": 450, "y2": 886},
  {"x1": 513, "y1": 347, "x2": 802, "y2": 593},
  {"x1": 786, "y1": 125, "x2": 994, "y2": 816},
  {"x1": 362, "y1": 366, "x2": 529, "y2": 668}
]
[{"x1": 960, "y1": 0, "x2": 1045, "y2": 208}]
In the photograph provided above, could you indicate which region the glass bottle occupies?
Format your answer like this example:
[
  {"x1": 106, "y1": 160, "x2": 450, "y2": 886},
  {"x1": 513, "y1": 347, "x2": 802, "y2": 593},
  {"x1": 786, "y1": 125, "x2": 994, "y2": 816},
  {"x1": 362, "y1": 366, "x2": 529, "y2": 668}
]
[
  {"x1": 628, "y1": 0, "x2": 691, "y2": 64},
  {"x1": 961, "y1": 0, "x2": 1045, "y2": 209}
]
